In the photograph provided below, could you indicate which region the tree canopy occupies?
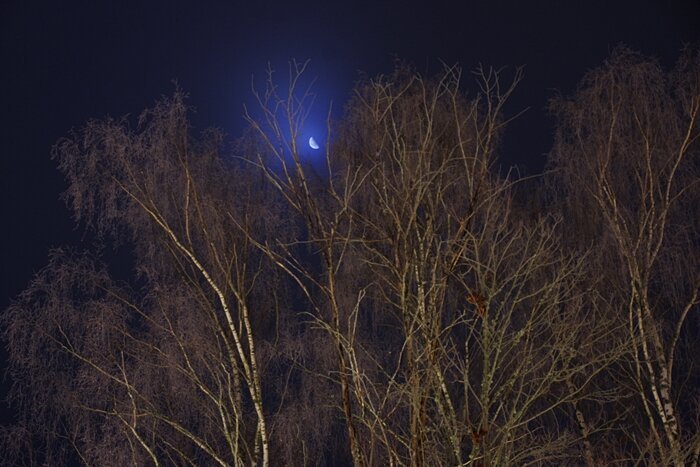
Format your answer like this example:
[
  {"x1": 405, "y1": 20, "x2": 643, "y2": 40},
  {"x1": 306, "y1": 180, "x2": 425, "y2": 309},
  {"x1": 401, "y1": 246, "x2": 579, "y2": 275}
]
[{"x1": 2, "y1": 47, "x2": 699, "y2": 466}]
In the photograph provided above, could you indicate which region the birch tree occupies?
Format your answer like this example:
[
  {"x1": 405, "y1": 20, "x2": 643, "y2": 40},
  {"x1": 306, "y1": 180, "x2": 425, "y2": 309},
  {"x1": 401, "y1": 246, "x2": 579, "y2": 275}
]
[
  {"x1": 244, "y1": 62, "x2": 619, "y2": 465},
  {"x1": 549, "y1": 46, "x2": 700, "y2": 465},
  {"x1": 3, "y1": 94, "x2": 289, "y2": 465}
]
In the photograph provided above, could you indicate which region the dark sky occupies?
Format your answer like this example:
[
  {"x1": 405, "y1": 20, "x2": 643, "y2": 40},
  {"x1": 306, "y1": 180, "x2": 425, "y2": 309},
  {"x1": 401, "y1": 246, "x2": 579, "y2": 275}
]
[{"x1": 1, "y1": 0, "x2": 699, "y2": 322}]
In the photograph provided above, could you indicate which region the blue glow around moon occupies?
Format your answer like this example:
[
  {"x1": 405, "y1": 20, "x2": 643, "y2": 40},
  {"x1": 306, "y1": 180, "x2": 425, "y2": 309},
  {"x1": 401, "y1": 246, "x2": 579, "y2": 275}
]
[{"x1": 308, "y1": 137, "x2": 320, "y2": 150}]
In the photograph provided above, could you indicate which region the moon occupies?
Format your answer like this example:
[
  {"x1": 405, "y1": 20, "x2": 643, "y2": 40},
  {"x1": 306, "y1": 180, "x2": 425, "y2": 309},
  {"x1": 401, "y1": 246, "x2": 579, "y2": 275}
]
[{"x1": 308, "y1": 137, "x2": 320, "y2": 150}]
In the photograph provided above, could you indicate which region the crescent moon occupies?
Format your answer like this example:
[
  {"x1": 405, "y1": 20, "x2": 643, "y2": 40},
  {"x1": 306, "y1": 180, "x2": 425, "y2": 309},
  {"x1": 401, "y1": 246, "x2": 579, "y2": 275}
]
[{"x1": 308, "y1": 137, "x2": 320, "y2": 150}]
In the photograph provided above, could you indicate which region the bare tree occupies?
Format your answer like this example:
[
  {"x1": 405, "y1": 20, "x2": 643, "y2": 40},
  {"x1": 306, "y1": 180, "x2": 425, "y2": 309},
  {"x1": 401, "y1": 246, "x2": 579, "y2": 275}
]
[
  {"x1": 242, "y1": 61, "x2": 619, "y2": 465},
  {"x1": 549, "y1": 46, "x2": 700, "y2": 466},
  {"x1": 2, "y1": 94, "x2": 294, "y2": 465}
]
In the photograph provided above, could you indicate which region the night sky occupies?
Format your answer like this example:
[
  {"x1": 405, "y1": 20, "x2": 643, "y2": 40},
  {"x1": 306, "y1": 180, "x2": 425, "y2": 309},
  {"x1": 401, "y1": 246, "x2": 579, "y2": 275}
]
[{"x1": 1, "y1": 0, "x2": 698, "y2": 402}]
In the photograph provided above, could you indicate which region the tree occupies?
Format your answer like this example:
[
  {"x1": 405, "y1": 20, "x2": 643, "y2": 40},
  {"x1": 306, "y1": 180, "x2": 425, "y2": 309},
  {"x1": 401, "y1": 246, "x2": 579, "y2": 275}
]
[
  {"x1": 243, "y1": 62, "x2": 619, "y2": 465},
  {"x1": 549, "y1": 46, "x2": 700, "y2": 465},
  {"x1": 2, "y1": 95, "x2": 295, "y2": 465}
]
